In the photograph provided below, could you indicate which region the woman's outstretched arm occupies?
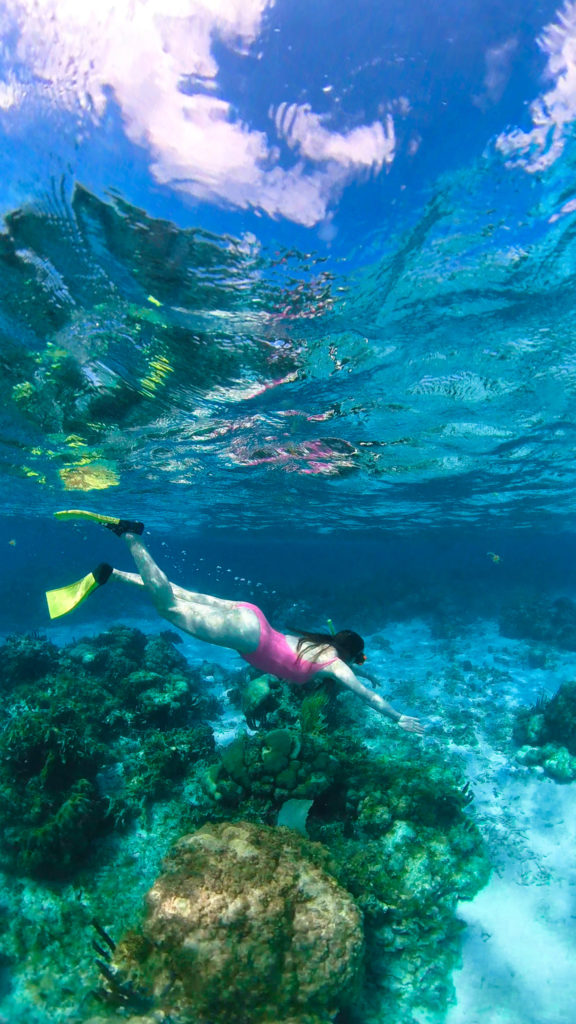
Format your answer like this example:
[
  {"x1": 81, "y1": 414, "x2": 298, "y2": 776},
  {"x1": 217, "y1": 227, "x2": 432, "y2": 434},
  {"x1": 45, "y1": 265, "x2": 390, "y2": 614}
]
[{"x1": 323, "y1": 660, "x2": 424, "y2": 734}]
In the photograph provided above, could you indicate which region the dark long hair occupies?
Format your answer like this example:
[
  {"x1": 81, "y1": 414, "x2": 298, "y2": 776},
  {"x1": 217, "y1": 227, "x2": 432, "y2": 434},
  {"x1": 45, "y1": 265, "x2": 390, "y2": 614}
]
[{"x1": 296, "y1": 629, "x2": 365, "y2": 665}]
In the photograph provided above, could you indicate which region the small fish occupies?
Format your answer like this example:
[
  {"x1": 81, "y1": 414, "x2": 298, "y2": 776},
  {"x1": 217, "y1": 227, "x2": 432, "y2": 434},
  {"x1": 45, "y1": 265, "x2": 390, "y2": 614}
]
[
  {"x1": 8, "y1": 539, "x2": 16, "y2": 547},
  {"x1": 487, "y1": 551, "x2": 501, "y2": 564}
]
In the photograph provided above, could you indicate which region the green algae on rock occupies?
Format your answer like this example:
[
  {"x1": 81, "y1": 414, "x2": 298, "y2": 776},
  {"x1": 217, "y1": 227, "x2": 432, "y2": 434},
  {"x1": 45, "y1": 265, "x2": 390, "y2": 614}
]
[{"x1": 100, "y1": 821, "x2": 363, "y2": 1024}]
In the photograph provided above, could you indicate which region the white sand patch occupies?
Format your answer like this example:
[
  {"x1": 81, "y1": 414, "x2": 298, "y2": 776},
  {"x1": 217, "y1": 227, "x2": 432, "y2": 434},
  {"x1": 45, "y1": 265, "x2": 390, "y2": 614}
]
[{"x1": 448, "y1": 774, "x2": 576, "y2": 1024}]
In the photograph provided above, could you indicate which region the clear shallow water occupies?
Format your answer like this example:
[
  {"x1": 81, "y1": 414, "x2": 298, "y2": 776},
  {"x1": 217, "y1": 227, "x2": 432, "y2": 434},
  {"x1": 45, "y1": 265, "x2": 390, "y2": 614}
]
[
  {"x1": 3, "y1": 2, "x2": 576, "y2": 1023},
  {"x1": 6, "y1": 161, "x2": 576, "y2": 532},
  {"x1": 1, "y1": 0, "x2": 576, "y2": 532}
]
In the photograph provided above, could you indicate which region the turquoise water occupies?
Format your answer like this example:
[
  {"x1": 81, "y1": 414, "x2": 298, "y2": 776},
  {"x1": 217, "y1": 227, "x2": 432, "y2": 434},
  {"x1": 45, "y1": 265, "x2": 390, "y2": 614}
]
[{"x1": 2, "y1": 2, "x2": 576, "y2": 1023}]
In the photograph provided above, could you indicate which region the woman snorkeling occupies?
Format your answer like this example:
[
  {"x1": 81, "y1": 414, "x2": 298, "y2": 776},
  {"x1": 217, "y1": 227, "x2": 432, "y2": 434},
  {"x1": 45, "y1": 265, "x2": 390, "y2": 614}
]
[{"x1": 46, "y1": 510, "x2": 424, "y2": 735}]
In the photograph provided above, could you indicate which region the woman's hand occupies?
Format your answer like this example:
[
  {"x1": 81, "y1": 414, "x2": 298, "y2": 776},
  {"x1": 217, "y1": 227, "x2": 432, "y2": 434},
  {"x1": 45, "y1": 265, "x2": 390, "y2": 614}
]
[{"x1": 398, "y1": 714, "x2": 425, "y2": 735}]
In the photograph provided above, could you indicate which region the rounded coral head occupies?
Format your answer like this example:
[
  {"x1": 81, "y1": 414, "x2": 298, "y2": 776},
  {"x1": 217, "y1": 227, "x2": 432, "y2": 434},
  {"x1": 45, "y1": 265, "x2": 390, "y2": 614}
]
[{"x1": 109, "y1": 821, "x2": 363, "y2": 1021}]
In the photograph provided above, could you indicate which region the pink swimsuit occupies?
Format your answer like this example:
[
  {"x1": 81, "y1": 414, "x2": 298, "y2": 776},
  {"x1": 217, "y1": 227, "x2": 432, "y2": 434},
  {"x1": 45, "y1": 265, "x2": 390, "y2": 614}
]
[{"x1": 238, "y1": 603, "x2": 337, "y2": 685}]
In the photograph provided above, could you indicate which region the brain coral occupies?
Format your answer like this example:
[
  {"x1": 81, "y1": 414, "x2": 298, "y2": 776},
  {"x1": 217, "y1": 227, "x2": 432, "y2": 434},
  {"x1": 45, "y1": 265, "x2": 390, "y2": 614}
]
[{"x1": 108, "y1": 821, "x2": 363, "y2": 1023}]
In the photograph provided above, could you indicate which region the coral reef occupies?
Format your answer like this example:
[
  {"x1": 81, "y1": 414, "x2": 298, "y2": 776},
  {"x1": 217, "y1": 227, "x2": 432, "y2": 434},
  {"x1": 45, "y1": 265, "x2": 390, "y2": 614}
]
[
  {"x1": 500, "y1": 594, "x2": 576, "y2": 651},
  {"x1": 0, "y1": 627, "x2": 216, "y2": 876},
  {"x1": 197, "y1": 720, "x2": 489, "y2": 1024},
  {"x1": 0, "y1": 632, "x2": 60, "y2": 688},
  {"x1": 0, "y1": 629, "x2": 490, "y2": 1024},
  {"x1": 314, "y1": 745, "x2": 490, "y2": 1022},
  {"x1": 229, "y1": 673, "x2": 335, "y2": 737},
  {"x1": 98, "y1": 822, "x2": 363, "y2": 1024},
  {"x1": 514, "y1": 681, "x2": 576, "y2": 781}
]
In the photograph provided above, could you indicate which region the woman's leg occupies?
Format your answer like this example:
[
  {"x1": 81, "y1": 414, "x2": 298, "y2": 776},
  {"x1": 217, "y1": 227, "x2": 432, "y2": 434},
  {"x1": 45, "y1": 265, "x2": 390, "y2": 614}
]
[
  {"x1": 47, "y1": 511, "x2": 258, "y2": 647},
  {"x1": 121, "y1": 533, "x2": 260, "y2": 652},
  {"x1": 111, "y1": 567, "x2": 232, "y2": 608},
  {"x1": 123, "y1": 532, "x2": 174, "y2": 611},
  {"x1": 110, "y1": 568, "x2": 146, "y2": 589}
]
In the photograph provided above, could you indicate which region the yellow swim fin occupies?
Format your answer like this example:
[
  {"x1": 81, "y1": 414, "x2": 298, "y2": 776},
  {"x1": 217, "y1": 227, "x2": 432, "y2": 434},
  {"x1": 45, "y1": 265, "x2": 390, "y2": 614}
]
[
  {"x1": 54, "y1": 509, "x2": 144, "y2": 535},
  {"x1": 46, "y1": 563, "x2": 113, "y2": 619},
  {"x1": 54, "y1": 509, "x2": 122, "y2": 526}
]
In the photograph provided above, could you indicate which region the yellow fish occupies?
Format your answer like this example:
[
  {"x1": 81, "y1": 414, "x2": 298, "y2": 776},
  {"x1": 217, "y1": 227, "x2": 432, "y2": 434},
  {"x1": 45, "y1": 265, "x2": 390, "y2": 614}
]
[{"x1": 487, "y1": 551, "x2": 501, "y2": 564}]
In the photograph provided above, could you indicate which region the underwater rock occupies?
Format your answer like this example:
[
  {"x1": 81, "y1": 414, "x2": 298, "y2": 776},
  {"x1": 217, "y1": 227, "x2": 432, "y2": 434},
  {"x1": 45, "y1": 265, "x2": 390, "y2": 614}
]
[
  {"x1": 540, "y1": 746, "x2": 576, "y2": 782},
  {"x1": 143, "y1": 634, "x2": 189, "y2": 676},
  {"x1": 62, "y1": 626, "x2": 147, "y2": 682},
  {"x1": 515, "y1": 743, "x2": 576, "y2": 781},
  {"x1": 127, "y1": 671, "x2": 197, "y2": 728},
  {"x1": 104, "y1": 821, "x2": 363, "y2": 1023}
]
